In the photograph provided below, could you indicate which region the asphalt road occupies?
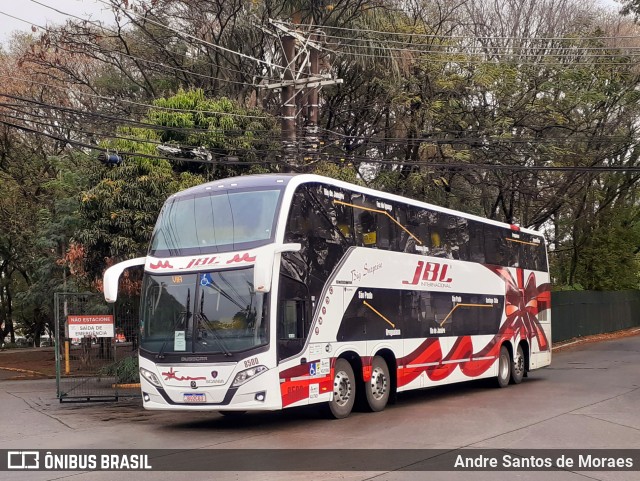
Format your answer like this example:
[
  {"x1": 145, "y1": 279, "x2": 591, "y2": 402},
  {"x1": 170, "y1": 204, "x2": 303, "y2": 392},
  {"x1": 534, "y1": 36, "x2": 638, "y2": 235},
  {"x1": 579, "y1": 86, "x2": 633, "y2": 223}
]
[{"x1": 1, "y1": 334, "x2": 640, "y2": 481}]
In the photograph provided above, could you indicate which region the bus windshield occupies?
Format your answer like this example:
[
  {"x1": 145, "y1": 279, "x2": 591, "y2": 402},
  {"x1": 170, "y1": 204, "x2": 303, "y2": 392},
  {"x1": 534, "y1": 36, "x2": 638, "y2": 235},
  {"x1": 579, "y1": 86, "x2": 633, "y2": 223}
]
[
  {"x1": 140, "y1": 269, "x2": 268, "y2": 355},
  {"x1": 149, "y1": 188, "x2": 282, "y2": 256}
]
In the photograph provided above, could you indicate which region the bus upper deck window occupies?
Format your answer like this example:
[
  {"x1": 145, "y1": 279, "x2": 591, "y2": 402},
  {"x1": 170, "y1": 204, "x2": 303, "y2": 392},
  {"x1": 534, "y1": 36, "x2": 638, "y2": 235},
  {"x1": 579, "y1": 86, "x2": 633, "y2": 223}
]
[{"x1": 359, "y1": 211, "x2": 377, "y2": 246}]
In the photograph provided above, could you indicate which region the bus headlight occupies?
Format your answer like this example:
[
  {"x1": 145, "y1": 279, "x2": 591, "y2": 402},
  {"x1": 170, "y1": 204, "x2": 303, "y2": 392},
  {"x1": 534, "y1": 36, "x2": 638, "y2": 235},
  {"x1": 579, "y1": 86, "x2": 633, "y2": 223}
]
[
  {"x1": 232, "y1": 365, "x2": 268, "y2": 387},
  {"x1": 140, "y1": 367, "x2": 162, "y2": 387}
]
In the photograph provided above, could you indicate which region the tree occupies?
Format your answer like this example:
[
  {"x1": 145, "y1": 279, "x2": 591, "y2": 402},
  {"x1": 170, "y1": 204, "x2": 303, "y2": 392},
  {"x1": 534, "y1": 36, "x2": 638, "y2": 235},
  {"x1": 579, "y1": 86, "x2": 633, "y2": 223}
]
[
  {"x1": 76, "y1": 89, "x2": 279, "y2": 284},
  {"x1": 5, "y1": 0, "x2": 640, "y2": 296},
  {"x1": 620, "y1": 0, "x2": 640, "y2": 21},
  {"x1": 0, "y1": 37, "x2": 102, "y2": 345}
]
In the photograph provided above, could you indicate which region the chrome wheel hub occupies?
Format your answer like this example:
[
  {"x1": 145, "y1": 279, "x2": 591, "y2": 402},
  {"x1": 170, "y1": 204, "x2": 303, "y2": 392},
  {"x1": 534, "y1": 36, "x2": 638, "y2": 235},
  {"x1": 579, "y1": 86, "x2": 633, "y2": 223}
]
[
  {"x1": 333, "y1": 370, "x2": 352, "y2": 406},
  {"x1": 370, "y1": 367, "x2": 388, "y2": 400}
]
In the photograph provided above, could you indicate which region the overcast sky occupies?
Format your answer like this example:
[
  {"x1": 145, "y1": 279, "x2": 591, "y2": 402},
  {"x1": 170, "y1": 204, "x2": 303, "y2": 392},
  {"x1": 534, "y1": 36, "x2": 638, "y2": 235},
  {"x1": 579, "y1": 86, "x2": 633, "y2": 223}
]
[
  {"x1": 0, "y1": 0, "x2": 623, "y2": 45},
  {"x1": 0, "y1": 0, "x2": 114, "y2": 43}
]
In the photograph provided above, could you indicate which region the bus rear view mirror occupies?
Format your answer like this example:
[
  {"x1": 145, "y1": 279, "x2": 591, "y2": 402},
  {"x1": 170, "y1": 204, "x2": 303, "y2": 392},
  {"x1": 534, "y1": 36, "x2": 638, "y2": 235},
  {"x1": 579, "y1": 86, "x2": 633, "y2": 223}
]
[
  {"x1": 254, "y1": 243, "x2": 301, "y2": 293},
  {"x1": 103, "y1": 257, "x2": 146, "y2": 303}
]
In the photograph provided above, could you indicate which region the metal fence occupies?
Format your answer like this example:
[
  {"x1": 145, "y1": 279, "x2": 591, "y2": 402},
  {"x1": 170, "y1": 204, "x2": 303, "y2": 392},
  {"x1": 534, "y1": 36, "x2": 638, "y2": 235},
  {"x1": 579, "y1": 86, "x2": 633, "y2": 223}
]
[
  {"x1": 54, "y1": 292, "x2": 140, "y2": 402},
  {"x1": 551, "y1": 290, "x2": 640, "y2": 343}
]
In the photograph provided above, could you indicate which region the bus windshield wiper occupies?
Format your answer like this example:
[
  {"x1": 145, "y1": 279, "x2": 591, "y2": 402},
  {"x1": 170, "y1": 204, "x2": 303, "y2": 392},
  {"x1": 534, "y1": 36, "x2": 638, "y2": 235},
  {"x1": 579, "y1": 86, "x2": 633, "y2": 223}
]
[
  {"x1": 198, "y1": 291, "x2": 233, "y2": 357},
  {"x1": 157, "y1": 288, "x2": 190, "y2": 359}
]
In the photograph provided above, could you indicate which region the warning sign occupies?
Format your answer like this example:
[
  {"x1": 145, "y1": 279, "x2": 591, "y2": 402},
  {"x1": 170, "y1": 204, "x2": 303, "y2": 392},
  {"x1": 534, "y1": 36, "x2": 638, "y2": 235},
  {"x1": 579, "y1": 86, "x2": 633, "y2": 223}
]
[{"x1": 67, "y1": 315, "x2": 114, "y2": 338}]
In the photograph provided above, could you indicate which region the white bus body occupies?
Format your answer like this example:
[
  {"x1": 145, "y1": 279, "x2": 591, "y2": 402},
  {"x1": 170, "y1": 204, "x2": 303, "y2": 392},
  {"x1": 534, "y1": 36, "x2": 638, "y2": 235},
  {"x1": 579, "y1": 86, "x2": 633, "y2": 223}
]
[{"x1": 104, "y1": 174, "x2": 551, "y2": 417}]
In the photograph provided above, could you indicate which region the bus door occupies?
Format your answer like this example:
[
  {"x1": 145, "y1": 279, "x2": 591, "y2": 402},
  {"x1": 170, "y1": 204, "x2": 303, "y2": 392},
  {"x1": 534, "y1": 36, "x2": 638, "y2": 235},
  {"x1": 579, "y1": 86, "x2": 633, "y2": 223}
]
[{"x1": 277, "y1": 274, "x2": 312, "y2": 407}]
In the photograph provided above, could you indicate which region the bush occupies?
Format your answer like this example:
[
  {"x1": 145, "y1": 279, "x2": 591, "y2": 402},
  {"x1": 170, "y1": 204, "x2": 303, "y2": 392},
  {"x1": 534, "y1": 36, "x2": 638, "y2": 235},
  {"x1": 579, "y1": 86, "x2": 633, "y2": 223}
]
[{"x1": 98, "y1": 355, "x2": 139, "y2": 384}]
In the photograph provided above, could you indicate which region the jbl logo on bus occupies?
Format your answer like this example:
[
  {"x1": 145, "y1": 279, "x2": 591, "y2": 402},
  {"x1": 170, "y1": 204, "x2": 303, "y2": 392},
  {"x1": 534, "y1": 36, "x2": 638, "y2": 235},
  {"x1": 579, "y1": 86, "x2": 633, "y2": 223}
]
[{"x1": 402, "y1": 261, "x2": 453, "y2": 285}]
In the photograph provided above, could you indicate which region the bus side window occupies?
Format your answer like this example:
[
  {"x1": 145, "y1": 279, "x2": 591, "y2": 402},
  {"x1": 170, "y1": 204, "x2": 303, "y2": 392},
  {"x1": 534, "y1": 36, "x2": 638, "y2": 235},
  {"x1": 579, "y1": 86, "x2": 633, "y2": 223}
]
[
  {"x1": 485, "y1": 226, "x2": 509, "y2": 266},
  {"x1": 358, "y1": 210, "x2": 377, "y2": 246},
  {"x1": 517, "y1": 233, "x2": 548, "y2": 271},
  {"x1": 405, "y1": 207, "x2": 430, "y2": 253},
  {"x1": 391, "y1": 205, "x2": 407, "y2": 252},
  {"x1": 352, "y1": 194, "x2": 396, "y2": 249},
  {"x1": 468, "y1": 221, "x2": 485, "y2": 263},
  {"x1": 285, "y1": 190, "x2": 310, "y2": 241},
  {"x1": 376, "y1": 211, "x2": 393, "y2": 249},
  {"x1": 450, "y1": 217, "x2": 470, "y2": 261},
  {"x1": 430, "y1": 213, "x2": 469, "y2": 260},
  {"x1": 277, "y1": 275, "x2": 310, "y2": 361},
  {"x1": 311, "y1": 184, "x2": 354, "y2": 245},
  {"x1": 535, "y1": 240, "x2": 548, "y2": 271},
  {"x1": 429, "y1": 212, "x2": 451, "y2": 258},
  {"x1": 280, "y1": 300, "x2": 305, "y2": 339}
]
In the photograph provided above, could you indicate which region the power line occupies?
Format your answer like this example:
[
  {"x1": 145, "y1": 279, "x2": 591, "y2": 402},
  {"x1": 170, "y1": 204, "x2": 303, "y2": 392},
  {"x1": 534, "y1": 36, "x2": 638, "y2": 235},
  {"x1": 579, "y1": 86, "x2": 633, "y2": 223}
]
[
  {"x1": 2, "y1": 93, "x2": 635, "y2": 152},
  {"x1": 288, "y1": 21, "x2": 640, "y2": 42},
  {"x1": 317, "y1": 127, "x2": 636, "y2": 144},
  {"x1": 320, "y1": 40, "x2": 640, "y2": 59},
  {"x1": 98, "y1": 0, "x2": 285, "y2": 73},
  {"x1": 14, "y1": 4, "x2": 639, "y2": 68},
  {"x1": 6, "y1": 6, "x2": 637, "y2": 80},
  {"x1": 1, "y1": 8, "x2": 266, "y2": 90},
  {"x1": 3, "y1": 90, "x2": 636, "y2": 150},
  {"x1": 26, "y1": 0, "x2": 267, "y2": 82},
  {"x1": 0, "y1": 93, "x2": 276, "y2": 134},
  {"x1": 312, "y1": 156, "x2": 640, "y2": 172},
  {"x1": 9, "y1": 5, "x2": 639, "y2": 73},
  {"x1": 0, "y1": 118, "x2": 285, "y2": 166},
  {"x1": 319, "y1": 44, "x2": 639, "y2": 66},
  {"x1": 5, "y1": 112, "x2": 640, "y2": 174},
  {"x1": 0, "y1": 107, "x2": 283, "y2": 152},
  {"x1": 2, "y1": 43, "x2": 269, "y2": 111},
  {"x1": 318, "y1": 31, "x2": 640, "y2": 53}
]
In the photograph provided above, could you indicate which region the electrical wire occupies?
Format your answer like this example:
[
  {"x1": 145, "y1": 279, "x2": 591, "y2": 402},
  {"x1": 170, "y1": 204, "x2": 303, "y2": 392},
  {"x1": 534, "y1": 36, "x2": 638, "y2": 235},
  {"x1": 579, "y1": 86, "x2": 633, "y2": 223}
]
[
  {"x1": 0, "y1": 9, "x2": 270, "y2": 92},
  {"x1": 318, "y1": 44, "x2": 639, "y2": 66},
  {"x1": 286, "y1": 21, "x2": 640, "y2": 42},
  {"x1": 27, "y1": 0, "x2": 272, "y2": 82},
  {"x1": 302, "y1": 26, "x2": 640, "y2": 51},
  {"x1": 0, "y1": 108, "x2": 283, "y2": 152},
  {"x1": 3, "y1": 87, "x2": 637, "y2": 152},
  {"x1": 97, "y1": 0, "x2": 286, "y2": 72},
  {"x1": 0, "y1": 93, "x2": 277, "y2": 135},
  {"x1": 0, "y1": 118, "x2": 285, "y2": 166},
  {"x1": 2, "y1": 94, "x2": 636, "y2": 155},
  {"x1": 6, "y1": 110, "x2": 638, "y2": 174}
]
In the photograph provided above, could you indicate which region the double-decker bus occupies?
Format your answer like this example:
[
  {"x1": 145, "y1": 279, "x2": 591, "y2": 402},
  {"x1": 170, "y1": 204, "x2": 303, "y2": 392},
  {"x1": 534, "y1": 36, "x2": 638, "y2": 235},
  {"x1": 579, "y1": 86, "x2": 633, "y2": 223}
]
[{"x1": 104, "y1": 173, "x2": 551, "y2": 418}]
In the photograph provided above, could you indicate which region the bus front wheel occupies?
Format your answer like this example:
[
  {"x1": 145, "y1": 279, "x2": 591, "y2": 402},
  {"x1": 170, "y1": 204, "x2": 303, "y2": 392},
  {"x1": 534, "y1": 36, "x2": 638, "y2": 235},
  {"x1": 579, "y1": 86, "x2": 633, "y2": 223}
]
[
  {"x1": 496, "y1": 345, "x2": 511, "y2": 388},
  {"x1": 327, "y1": 358, "x2": 356, "y2": 419},
  {"x1": 365, "y1": 356, "x2": 390, "y2": 412}
]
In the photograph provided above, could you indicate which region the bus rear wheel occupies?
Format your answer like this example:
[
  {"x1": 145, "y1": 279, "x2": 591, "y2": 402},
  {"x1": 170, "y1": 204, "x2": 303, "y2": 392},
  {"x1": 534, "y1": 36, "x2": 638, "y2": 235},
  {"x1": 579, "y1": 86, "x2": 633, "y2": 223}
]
[
  {"x1": 510, "y1": 344, "x2": 525, "y2": 384},
  {"x1": 365, "y1": 356, "x2": 390, "y2": 412},
  {"x1": 327, "y1": 358, "x2": 356, "y2": 419},
  {"x1": 496, "y1": 345, "x2": 511, "y2": 388}
]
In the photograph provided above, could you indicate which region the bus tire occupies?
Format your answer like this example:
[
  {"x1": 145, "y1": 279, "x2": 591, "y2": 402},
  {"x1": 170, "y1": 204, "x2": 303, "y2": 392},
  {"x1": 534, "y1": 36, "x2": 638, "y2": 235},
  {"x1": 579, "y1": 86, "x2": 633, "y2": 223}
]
[
  {"x1": 327, "y1": 358, "x2": 356, "y2": 419},
  {"x1": 496, "y1": 345, "x2": 511, "y2": 388},
  {"x1": 365, "y1": 356, "x2": 390, "y2": 412},
  {"x1": 510, "y1": 344, "x2": 525, "y2": 384}
]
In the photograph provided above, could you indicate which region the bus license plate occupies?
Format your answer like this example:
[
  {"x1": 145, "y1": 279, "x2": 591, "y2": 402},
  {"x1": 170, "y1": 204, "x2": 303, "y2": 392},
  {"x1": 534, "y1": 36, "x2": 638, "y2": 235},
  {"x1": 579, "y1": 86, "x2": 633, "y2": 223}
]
[{"x1": 183, "y1": 393, "x2": 206, "y2": 403}]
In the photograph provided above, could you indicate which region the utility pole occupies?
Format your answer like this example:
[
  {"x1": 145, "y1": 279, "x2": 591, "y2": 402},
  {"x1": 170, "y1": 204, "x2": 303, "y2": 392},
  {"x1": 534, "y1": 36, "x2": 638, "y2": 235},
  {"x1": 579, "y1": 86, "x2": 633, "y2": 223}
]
[
  {"x1": 281, "y1": 34, "x2": 297, "y2": 171},
  {"x1": 262, "y1": 20, "x2": 343, "y2": 172},
  {"x1": 304, "y1": 35, "x2": 320, "y2": 166}
]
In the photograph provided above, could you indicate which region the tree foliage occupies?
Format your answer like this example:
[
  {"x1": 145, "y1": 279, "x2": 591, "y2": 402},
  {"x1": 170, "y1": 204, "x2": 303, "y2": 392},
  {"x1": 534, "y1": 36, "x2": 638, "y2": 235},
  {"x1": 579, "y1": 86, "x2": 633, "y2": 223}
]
[
  {"x1": 76, "y1": 89, "x2": 279, "y2": 282},
  {"x1": 2, "y1": 0, "x2": 640, "y2": 348}
]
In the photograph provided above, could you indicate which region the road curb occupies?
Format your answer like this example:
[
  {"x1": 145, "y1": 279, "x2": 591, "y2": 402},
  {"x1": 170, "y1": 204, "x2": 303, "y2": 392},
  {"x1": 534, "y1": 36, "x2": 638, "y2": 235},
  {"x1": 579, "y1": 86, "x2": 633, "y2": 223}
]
[
  {"x1": 111, "y1": 383, "x2": 141, "y2": 389},
  {"x1": 0, "y1": 366, "x2": 49, "y2": 377}
]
